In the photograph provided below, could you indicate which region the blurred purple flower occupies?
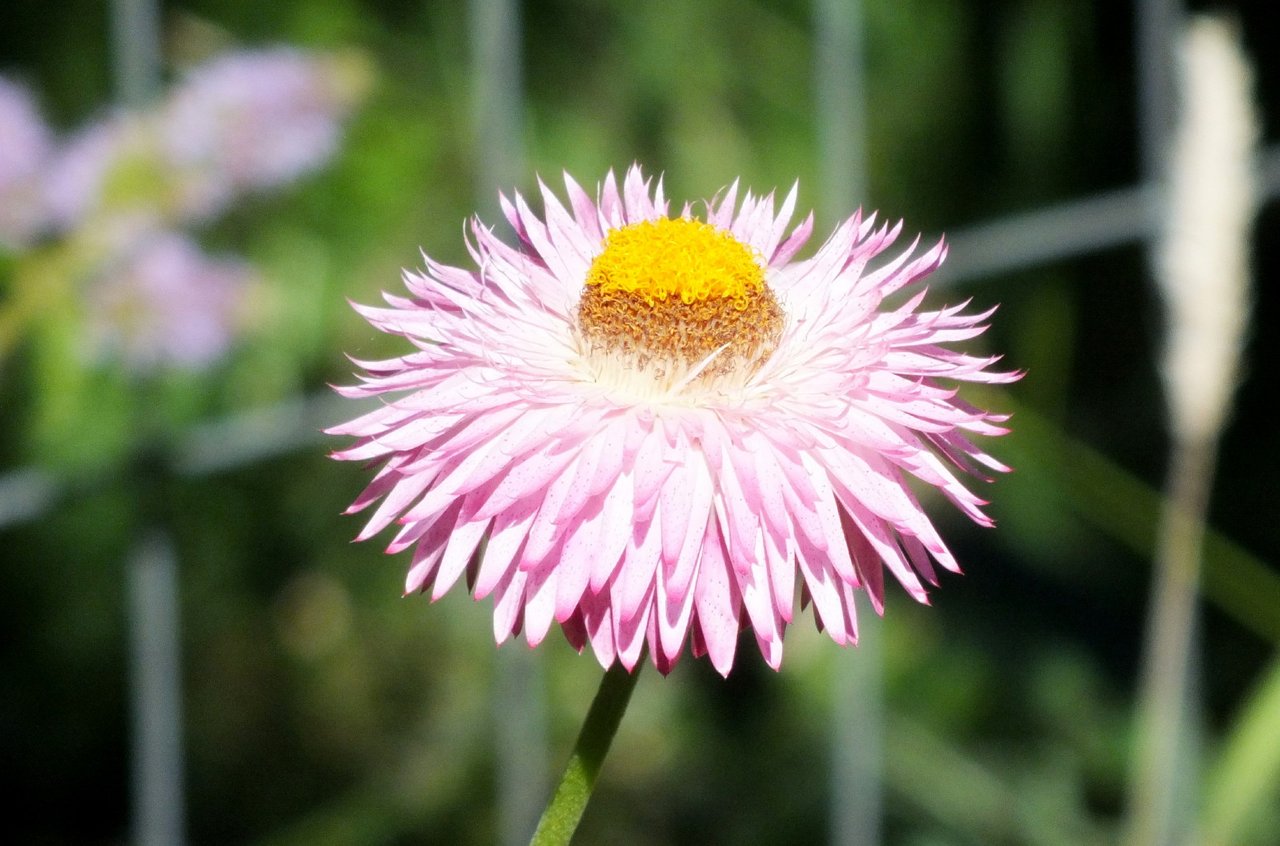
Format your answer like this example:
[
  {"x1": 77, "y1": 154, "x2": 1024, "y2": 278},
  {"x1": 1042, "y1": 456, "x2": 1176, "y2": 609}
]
[
  {"x1": 9, "y1": 46, "x2": 365, "y2": 375},
  {"x1": 0, "y1": 76, "x2": 53, "y2": 249},
  {"x1": 43, "y1": 116, "x2": 149, "y2": 232},
  {"x1": 162, "y1": 47, "x2": 365, "y2": 217},
  {"x1": 85, "y1": 231, "x2": 255, "y2": 373},
  {"x1": 41, "y1": 47, "x2": 367, "y2": 231}
]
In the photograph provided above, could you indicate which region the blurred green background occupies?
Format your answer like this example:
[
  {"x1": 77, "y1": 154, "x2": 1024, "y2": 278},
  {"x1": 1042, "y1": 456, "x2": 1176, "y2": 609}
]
[{"x1": 2, "y1": 1, "x2": 1278, "y2": 844}]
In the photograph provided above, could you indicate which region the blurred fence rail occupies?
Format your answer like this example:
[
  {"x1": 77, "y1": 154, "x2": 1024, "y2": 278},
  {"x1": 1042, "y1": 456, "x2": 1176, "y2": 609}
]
[{"x1": 4, "y1": 142, "x2": 1280, "y2": 531}]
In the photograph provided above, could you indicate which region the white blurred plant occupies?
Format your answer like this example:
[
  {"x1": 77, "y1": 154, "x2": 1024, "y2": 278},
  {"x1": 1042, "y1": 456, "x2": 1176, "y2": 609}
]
[
  {"x1": 1128, "y1": 16, "x2": 1258, "y2": 846},
  {"x1": 1154, "y1": 19, "x2": 1255, "y2": 447},
  {"x1": 0, "y1": 45, "x2": 370, "y2": 374}
]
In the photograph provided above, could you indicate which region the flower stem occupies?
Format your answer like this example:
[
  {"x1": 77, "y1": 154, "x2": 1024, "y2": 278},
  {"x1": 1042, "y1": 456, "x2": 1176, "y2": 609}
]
[
  {"x1": 1127, "y1": 437, "x2": 1215, "y2": 845},
  {"x1": 529, "y1": 661, "x2": 642, "y2": 846}
]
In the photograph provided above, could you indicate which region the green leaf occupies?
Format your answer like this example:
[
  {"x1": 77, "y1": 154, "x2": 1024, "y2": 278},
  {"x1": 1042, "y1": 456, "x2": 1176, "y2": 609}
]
[{"x1": 1200, "y1": 653, "x2": 1280, "y2": 845}]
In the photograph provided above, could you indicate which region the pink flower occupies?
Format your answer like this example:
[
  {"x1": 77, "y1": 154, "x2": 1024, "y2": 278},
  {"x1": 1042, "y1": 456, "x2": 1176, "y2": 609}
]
[
  {"x1": 330, "y1": 166, "x2": 1018, "y2": 675},
  {"x1": 0, "y1": 77, "x2": 53, "y2": 248},
  {"x1": 43, "y1": 116, "x2": 154, "y2": 232},
  {"x1": 84, "y1": 231, "x2": 254, "y2": 373},
  {"x1": 41, "y1": 47, "x2": 367, "y2": 230},
  {"x1": 162, "y1": 47, "x2": 364, "y2": 216}
]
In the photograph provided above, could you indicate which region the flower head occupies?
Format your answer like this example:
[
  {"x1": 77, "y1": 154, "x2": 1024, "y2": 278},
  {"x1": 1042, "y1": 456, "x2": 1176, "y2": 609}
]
[
  {"x1": 42, "y1": 47, "x2": 368, "y2": 232},
  {"x1": 0, "y1": 76, "x2": 53, "y2": 249},
  {"x1": 331, "y1": 166, "x2": 1018, "y2": 675},
  {"x1": 84, "y1": 231, "x2": 255, "y2": 373},
  {"x1": 162, "y1": 47, "x2": 368, "y2": 215}
]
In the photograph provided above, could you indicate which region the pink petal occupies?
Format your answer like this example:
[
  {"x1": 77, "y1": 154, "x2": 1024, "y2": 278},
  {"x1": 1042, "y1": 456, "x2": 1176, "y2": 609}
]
[{"x1": 692, "y1": 522, "x2": 741, "y2": 676}]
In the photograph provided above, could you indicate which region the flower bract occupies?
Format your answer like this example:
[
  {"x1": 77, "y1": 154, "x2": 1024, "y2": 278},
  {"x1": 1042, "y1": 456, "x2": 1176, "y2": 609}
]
[{"x1": 331, "y1": 166, "x2": 1018, "y2": 675}]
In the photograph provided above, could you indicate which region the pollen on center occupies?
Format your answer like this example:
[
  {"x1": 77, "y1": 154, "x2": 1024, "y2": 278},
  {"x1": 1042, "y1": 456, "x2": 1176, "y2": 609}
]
[{"x1": 577, "y1": 217, "x2": 784, "y2": 385}]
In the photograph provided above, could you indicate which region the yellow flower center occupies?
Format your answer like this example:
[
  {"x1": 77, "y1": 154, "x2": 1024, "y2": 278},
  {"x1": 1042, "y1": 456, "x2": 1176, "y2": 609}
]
[
  {"x1": 577, "y1": 218, "x2": 784, "y2": 390},
  {"x1": 585, "y1": 217, "x2": 764, "y2": 307}
]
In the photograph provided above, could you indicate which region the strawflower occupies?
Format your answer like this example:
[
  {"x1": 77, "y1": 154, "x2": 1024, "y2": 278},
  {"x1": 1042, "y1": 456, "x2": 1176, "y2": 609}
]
[{"x1": 331, "y1": 166, "x2": 1018, "y2": 676}]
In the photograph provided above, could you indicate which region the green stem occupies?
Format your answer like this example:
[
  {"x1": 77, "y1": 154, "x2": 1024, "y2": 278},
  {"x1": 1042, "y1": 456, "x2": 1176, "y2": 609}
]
[
  {"x1": 1126, "y1": 437, "x2": 1215, "y2": 846},
  {"x1": 529, "y1": 661, "x2": 642, "y2": 846}
]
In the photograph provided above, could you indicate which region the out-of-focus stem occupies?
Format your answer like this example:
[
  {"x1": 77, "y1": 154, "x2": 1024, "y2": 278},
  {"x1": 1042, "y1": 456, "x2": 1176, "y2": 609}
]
[
  {"x1": 466, "y1": 3, "x2": 542, "y2": 845},
  {"x1": 1128, "y1": 436, "x2": 1215, "y2": 846},
  {"x1": 111, "y1": 0, "x2": 162, "y2": 107},
  {"x1": 111, "y1": 3, "x2": 185, "y2": 845},
  {"x1": 128, "y1": 532, "x2": 186, "y2": 846},
  {"x1": 814, "y1": 2, "x2": 880, "y2": 844}
]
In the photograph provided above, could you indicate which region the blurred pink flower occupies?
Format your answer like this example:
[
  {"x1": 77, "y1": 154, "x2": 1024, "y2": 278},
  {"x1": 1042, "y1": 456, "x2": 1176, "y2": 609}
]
[
  {"x1": 331, "y1": 166, "x2": 1018, "y2": 675},
  {"x1": 0, "y1": 77, "x2": 53, "y2": 248},
  {"x1": 85, "y1": 231, "x2": 254, "y2": 372},
  {"x1": 41, "y1": 47, "x2": 366, "y2": 230},
  {"x1": 162, "y1": 47, "x2": 364, "y2": 217},
  {"x1": 43, "y1": 116, "x2": 151, "y2": 232}
]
